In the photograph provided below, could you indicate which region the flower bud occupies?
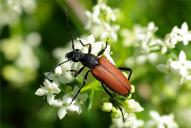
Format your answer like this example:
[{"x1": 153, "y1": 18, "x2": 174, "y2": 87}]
[{"x1": 102, "y1": 102, "x2": 113, "y2": 112}]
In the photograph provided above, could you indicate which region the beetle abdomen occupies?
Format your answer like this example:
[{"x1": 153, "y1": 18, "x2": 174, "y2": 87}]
[{"x1": 91, "y1": 57, "x2": 131, "y2": 96}]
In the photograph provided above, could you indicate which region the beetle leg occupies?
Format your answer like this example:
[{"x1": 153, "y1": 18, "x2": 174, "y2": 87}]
[
  {"x1": 97, "y1": 41, "x2": 108, "y2": 56},
  {"x1": 79, "y1": 39, "x2": 92, "y2": 54},
  {"x1": 71, "y1": 70, "x2": 90, "y2": 104},
  {"x1": 67, "y1": 67, "x2": 86, "y2": 77},
  {"x1": 118, "y1": 67, "x2": 132, "y2": 80},
  {"x1": 101, "y1": 83, "x2": 125, "y2": 122}
]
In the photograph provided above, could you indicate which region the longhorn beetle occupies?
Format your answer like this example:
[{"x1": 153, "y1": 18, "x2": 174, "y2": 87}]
[{"x1": 45, "y1": 7, "x2": 132, "y2": 122}]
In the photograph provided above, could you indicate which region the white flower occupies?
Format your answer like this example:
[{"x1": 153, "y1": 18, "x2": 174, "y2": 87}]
[
  {"x1": 175, "y1": 22, "x2": 191, "y2": 45},
  {"x1": 123, "y1": 99, "x2": 144, "y2": 113},
  {"x1": 56, "y1": 86, "x2": 88, "y2": 119},
  {"x1": 110, "y1": 113, "x2": 144, "y2": 128},
  {"x1": 35, "y1": 79, "x2": 61, "y2": 105},
  {"x1": 146, "y1": 110, "x2": 178, "y2": 128},
  {"x1": 170, "y1": 50, "x2": 191, "y2": 81},
  {"x1": 44, "y1": 66, "x2": 72, "y2": 84}
]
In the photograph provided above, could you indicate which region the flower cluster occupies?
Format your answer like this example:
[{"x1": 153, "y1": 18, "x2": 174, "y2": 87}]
[
  {"x1": 161, "y1": 22, "x2": 191, "y2": 54},
  {"x1": 0, "y1": 0, "x2": 36, "y2": 26},
  {"x1": 85, "y1": 0, "x2": 119, "y2": 41},
  {"x1": 146, "y1": 111, "x2": 178, "y2": 128},
  {"x1": 35, "y1": 78, "x2": 88, "y2": 119},
  {"x1": 0, "y1": 32, "x2": 41, "y2": 86}
]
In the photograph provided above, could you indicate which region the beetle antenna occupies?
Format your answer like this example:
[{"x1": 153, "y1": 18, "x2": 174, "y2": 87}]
[{"x1": 64, "y1": 6, "x2": 75, "y2": 50}]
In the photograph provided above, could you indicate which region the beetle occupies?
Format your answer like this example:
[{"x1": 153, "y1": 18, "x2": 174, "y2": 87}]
[
  {"x1": 47, "y1": 39, "x2": 132, "y2": 121},
  {"x1": 46, "y1": 7, "x2": 132, "y2": 122}
]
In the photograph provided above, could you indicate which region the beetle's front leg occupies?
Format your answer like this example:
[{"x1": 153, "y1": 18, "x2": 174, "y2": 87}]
[
  {"x1": 67, "y1": 67, "x2": 86, "y2": 77},
  {"x1": 79, "y1": 39, "x2": 92, "y2": 54},
  {"x1": 71, "y1": 70, "x2": 90, "y2": 104},
  {"x1": 118, "y1": 67, "x2": 132, "y2": 80},
  {"x1": 101, "y1": 83, "x2": 125, "y2": 122},
  {"x1": 97, "y1": 41, "x2": 108, "y2": 56}
]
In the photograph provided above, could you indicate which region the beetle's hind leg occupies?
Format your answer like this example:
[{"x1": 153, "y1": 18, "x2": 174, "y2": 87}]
[
  {"x1": 118, "y1": 67, "x2": 132, "y2": 80},
  {"x1": 101, "y1": 83, "x2": 125, "y2": 122}
]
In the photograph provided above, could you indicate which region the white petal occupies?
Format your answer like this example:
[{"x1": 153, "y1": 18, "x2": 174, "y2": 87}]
[
  {"x1": 186, "y1": 75, "x2": 191, "y2": 80},
  {"x1": 180, "y1": 68, "x2": 188, "y2": 77},
  {"x1": 67, "y1": 104, "x2": 80, "y2": 113},
  {"x1": 185, "y1": 61, "x2": 191, "y2": 69},
  {"x1": 170, "y1": 61, "x2": 180, "y2": 70},
  {"x1": 181, "y1": 22, "x2": 188, "y2": 31},
  {"x1": 58, "y1": 107, "x2": 67, "y2": 119},
  {"x1": 179, "y1": 50, "x2": 186, "y2": 62},
  {"x1": 51, "y1": 99, "x2": 63, "y2": 107},
  {"x1": 44, "y1": 72, "x2": 55, "y2": 80},
  {"x1": 51, "y1": 82, "x2": 61, "y2": 94},
  {"x1": 43, "y1": 79, "x2": 52, "y2": 89},
  {"x1": 104, "y1": 52, "x2": 115, "y2": 65},
  {"x1": 55, "y1": 66, "x2": 62, "y2": 75},
  {"x1": 182, "y1": 38, "x2": 189, "y2": 45},
  {"x1": 35, "y1": 87, "x2": 48, "y2": 96},
  {"x1": 47, "y1": 93, "x2": 55, "y2": 105},
  {"x1": 150, "y1": 111, "x2": 160, "y2": 120},
  {"x1": 90, "y1": 42, "x2": 103, "y2": 55},
  {"x1": 87, "y1": 35, "x2": 95, "y2": 44},
  {"x1": 101, "y1": 32, "x2": 108, "y2": 39}
]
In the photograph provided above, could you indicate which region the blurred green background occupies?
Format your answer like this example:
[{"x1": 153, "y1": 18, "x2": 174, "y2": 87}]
[{"x1": 1, "y1": 0, "x2": 191, "y2": 128}]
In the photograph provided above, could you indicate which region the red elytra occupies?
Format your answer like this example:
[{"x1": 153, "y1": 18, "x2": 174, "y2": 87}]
[{"x1": 91, "y1": 57, "x2": 131, "y2": 96}]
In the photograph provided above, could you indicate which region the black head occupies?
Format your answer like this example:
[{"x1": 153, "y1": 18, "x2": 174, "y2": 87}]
[{"x1": 65, "y1": 49, "x2": 83, "y2": 62}]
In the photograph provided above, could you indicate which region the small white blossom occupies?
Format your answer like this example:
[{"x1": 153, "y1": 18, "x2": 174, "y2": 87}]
[
  {"x1": 35, "y1": 79, "x2": 61, "y2": 105},
  {"x1": 174, "y1": 22, "x2": 191, "y2": 45},
  {"x1": 102, "y1": 102, "x2": 113, "y2": 112},
  {"x1": 146, "y1": 110, "x2": 178, "y2": 128},
  {"x1": 170, "y1": 50, "x2": 191, "y2": 81}
]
